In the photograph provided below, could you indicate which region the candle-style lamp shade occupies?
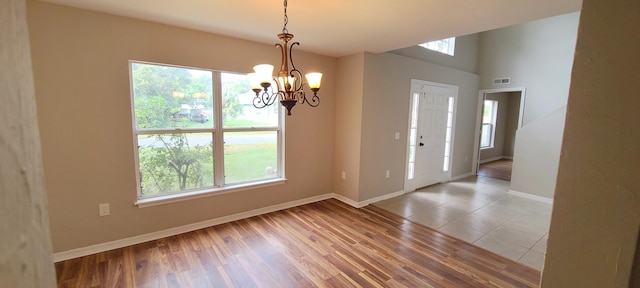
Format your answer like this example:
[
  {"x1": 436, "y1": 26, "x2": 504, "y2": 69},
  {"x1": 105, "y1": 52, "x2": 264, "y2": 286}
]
[
  {"x1": 305, "y1": 72, "x2": 322, "y2": 90},
  {"x1": 253, "y1": 64, "x2": 274, "y2": 85}
]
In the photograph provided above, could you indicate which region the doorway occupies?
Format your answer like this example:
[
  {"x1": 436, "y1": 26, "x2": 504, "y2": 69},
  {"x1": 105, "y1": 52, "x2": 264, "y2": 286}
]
[
  {"x1": 404, "y1": 79, "x2": 458, "y2": 192},
  {"x1": 472, "y1": 88, "x2": 526, "y2": 180}
]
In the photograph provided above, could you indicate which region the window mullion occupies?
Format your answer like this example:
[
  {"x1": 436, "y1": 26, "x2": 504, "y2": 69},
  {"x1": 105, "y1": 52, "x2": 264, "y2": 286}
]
[{"x1": 212, "y1": 71, "x2": 225, "y2": 187}]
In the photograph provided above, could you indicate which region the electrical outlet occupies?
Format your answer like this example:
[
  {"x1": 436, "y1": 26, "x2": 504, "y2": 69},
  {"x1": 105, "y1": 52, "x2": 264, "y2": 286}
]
[
  {"x1": 99, "y1": 203, "x2": 110, "y2": 216},
  {"x1": 341, "y1": 171, "x2": 346, "y2": 180},
  {"x1": 385, "y1": 170, "x2": 390, "y2": 178},
  {"x1": 395, "y1": 132, "x2": 400, "y2": 140}
]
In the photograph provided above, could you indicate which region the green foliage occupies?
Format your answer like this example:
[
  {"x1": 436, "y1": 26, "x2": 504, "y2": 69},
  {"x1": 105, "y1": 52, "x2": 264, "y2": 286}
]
[
  {"x1": 132, "y1": 63, "x2": 213, "y2": 129},
  {"x1": 138, "y1": 134, "x2": 213, "y2": 196},
  {"x1": 134, "y1": 96, "x2": 176, "y2": 129}
]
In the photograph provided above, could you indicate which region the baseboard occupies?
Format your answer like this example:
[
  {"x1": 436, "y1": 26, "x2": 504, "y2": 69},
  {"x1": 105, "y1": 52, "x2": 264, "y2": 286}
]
[
  {"x1": 52, "y1": 193, "x2": 334, "y2": 262},
  {"x1": 332, "y1": 190, "x2": 405, "y2": 208},
  {"x1": 479, "y1": 156, "x2": 505, "y2": 164},
  {"x1": 332, "y1": 193, "x2": 361, "y2": 207},
  {"x1": 450, "y1": 172, "x2": 473, "y2": 181},
  {"x1": 508, "y1": 190, "x2": 553, "y2": 204}
]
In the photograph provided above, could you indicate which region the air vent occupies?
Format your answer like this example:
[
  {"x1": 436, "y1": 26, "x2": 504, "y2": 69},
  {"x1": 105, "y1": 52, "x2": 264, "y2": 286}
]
[{"x1": 493, "y1": 77, "x2": 511, "y2": 85}]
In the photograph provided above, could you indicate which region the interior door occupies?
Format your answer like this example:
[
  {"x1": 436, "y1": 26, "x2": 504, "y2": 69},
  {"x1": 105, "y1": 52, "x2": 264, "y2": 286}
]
[{"x1": 406, "y1": 81, "x2": 455, "y2": 191}]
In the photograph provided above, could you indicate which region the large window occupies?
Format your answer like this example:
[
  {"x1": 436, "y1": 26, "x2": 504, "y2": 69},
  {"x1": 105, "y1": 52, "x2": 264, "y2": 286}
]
[
  {"x1": 130, "y1": 61, "x2": 282, "y2": 203},
  {"x1": 480, "y1": 100, "x2": 498, "y2": 149}
]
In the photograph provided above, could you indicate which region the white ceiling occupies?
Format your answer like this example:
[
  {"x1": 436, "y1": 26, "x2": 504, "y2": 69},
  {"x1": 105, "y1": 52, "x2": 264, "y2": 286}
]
[{"x1": 40, "y1": 0, "x2": 582, "y2": 57}]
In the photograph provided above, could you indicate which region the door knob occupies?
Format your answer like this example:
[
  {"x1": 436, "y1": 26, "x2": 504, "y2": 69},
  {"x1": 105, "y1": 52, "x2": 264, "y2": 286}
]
[{"x1": 419, "y1": 142, "x2": 425, "y2": 146}]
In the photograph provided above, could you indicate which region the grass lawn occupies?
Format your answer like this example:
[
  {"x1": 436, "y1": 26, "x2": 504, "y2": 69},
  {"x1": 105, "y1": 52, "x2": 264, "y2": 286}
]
[{"x1": 224, "y1": 143, "x2": 277, "y2": 183}]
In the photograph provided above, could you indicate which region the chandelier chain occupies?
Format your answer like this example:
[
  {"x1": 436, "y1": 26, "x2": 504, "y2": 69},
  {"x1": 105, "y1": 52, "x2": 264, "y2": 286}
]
[{"x1": 282, "y1": 0, "x2": 289, "y2": 34}]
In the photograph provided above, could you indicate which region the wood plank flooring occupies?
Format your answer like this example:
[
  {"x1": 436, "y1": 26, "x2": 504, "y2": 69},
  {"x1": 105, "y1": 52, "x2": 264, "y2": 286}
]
[
  {"x1": 478, "y1": 159, "x2": 513, "y2": 181},
  {"x1": 55, "y1": 199, "x2": 540, "y2": 287}
]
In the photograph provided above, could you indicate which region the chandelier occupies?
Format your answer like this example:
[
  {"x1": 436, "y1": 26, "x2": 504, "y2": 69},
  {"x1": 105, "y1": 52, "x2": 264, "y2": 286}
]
[{"x1": 248, "y1": 0, "x2": 322, "y2": 116}]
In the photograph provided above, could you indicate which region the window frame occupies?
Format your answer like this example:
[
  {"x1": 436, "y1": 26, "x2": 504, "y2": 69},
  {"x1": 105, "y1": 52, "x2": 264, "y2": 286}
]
[{"x1": 129, "y1": 60, "x2": 285, "y2": 208}]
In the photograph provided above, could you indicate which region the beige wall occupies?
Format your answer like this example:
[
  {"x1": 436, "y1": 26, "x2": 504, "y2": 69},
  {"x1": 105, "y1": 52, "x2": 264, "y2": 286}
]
[
  {"x1": 27, "y1": 0, "x2": 336, "y2": 253},
  {"x1": 389, "y1": 33, "x2": 479, "y2": 74},
  {"x1": 478, "y1": 12, "x2": 579, "y2": 198},
  {"x1": 542, "y1": 0, "x2": 640, "y2": 285},
  {"x1": 356, "y1": 52, "x2": 479, "y2": 201},
  {"x1": 0, "y1": 0, "x2": 56, "y2": 285},
  {"x1": 333, "y1": 53, "x2": 365, "y2": 200},
  {"x1": 503, "y1": 93, "x2": 520, "y2": 157}
]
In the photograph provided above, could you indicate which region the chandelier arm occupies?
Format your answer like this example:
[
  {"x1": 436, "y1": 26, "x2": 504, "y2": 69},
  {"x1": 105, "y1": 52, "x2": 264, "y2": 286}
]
[
  {"x1": 252, "y1": 88, "x2": 278, "y2": 109},
  {"x1": 300, "y1": 86, "x2": 320, "y2": 107},
  {"x1": 289, "y1": 68, "x2": 303, "y2": 92},
  {"x1": 288, "y1": 42, "x2": 300, "y2": 74},
  {"x1": 275, "y1": 43, "x2": 287, "y2": 83}
]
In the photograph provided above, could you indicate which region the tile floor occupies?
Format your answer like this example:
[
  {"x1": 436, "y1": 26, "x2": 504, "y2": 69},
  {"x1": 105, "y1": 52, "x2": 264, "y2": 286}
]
[{"x1": 373, "y1": 176, "x2": 551, "y2": 271}]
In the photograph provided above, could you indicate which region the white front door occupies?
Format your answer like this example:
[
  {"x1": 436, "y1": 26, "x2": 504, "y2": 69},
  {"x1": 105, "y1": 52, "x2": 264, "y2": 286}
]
[{"x1": 406, "y1": 80, "x2": 457, "y2": 192}]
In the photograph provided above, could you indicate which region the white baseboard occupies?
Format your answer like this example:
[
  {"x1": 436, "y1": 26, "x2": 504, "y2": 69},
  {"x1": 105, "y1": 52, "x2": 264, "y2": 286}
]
[
  {"x1": 508, "y1": 190, "x2": 553, "y2": 204},
  {"x1": 450, "y1": 172, "x2": 473, "y2": 181},
  {"x1": 332, "y1": 190, "x2": 405, "y2": 208},
  {"x1": 332, "y1": 193, "x2": 361, "y2": 207},
  {"x1": 479, "y1": 156, "x2": 506, "y2": 164},
  {"x1": 52, "y1": 193, "x2": 334, "y2": 262}
]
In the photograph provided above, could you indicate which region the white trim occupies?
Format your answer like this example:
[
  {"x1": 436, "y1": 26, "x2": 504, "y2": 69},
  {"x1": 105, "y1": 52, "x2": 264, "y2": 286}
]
[
  {"x1": 53, "y1": 193, "x2": 333, "y2": 262},
  {"x1": 479, "y1": 156, "x2": 506, "y2": 164},
  {"x1": 450, "y1": 172, "x2": 473, "y2": 181},
  {"x1": 332, "y1": 190, "x2": 405, "y2": 208},
  {"x1": 135, "y1": 178, "x2": 287, "y2": 208},
  {"x1": 332, "y1": 193, "x2": 361, "y2": 208},
  {"x1": 508, "y1": 190, "x2": 553, "y2": 204}
]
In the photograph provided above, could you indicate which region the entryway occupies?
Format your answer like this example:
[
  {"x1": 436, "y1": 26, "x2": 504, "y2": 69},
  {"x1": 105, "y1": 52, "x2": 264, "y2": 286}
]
[
  {"x1": 472, "y1": 88, "x2": 525, "y2": 181},
  {"x1": 404, "y1": 79, "x2": 458, "y2": 192}
]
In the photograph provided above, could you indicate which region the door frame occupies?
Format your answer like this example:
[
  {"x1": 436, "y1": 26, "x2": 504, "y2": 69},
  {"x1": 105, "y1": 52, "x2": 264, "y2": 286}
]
[
  {"x1": 472, "y1": 87, "x2": 526, "y2": 175},
  {"x1": 404, "y1": 79, "x2": 459, "y2": 192}
]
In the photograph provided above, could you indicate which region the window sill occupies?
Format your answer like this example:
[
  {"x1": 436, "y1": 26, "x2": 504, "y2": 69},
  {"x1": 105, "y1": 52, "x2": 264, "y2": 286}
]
[{"x1": 135, "y1": 178, "x2": 287, "y2": 208}]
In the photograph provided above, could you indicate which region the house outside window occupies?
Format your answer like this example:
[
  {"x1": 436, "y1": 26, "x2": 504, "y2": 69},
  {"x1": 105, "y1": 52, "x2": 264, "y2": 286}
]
[
  {"x1": 130, "y1": 61, "x2": 282, "y2": 203},
  {"x1": 480, "y1": 100, "x2": 498, "y2": 149}
]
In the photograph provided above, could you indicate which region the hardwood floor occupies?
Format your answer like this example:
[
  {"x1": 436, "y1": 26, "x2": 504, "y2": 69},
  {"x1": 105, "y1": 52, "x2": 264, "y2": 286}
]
[
  {"x1": 55, "y1": 199, "x2": 540, "y2": 287},
  {"x1": 478, "y1": 159, "x2": 513, "y2": 181}
]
